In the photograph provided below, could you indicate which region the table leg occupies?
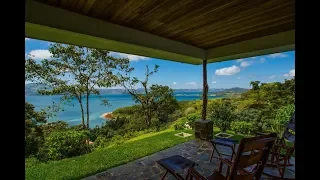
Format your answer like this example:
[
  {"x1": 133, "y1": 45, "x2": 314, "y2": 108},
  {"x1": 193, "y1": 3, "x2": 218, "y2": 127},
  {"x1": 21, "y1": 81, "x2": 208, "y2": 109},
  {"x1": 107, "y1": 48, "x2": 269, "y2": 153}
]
[
  {"x1": 210, "y1": 143, "x2": 221, "y2": 161},
  {"x1": 210, "y1": 147, "x2": 215, "y2": 161}
]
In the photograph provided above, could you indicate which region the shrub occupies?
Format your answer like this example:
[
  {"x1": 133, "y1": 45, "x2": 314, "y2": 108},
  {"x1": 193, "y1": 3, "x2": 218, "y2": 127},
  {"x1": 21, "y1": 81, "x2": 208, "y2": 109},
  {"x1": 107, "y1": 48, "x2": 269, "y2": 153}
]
[
  {"x1": 25, "y1": 157, "x2": 41, "y2": 168},
  {"x1": 208, "y1": 99, "x2": 236, "y2": 132},
  {"x1": 25, "y1": 127, "x2": 44, "y2": 158},
  {"x1": 231, "y1": 121, "x2": 256, "y2": 134},
  {"x1": 186, "y1": 112, "x2": 201, "y2": 129},
  {"x1": 174, "y1": 123, "x2": 185, "y2": 130},
  {"x1": 270, "y1": 104, "x2": 295, "y2": 135},
  {"x1": 38, "y1": 130, "x2": 92, "y2": 161},
  {"x1": 110, "y1": 135, "x2": 126, "y2": 145},
  {"x1": 40, "y1": 121, "x2": 69, "y2": 136},
  {"x1": 168, "y1": 110, "x2": 182, "y2": 122},
  {"x1": 184, "y1": 107, "x2": 196, "y2": 116},
  {"x1": 94, "y1": 135, "x2": 110, "y2": 148},
  {"x1": 235, "y1": 109, "x2": 262, "y2": 123}
]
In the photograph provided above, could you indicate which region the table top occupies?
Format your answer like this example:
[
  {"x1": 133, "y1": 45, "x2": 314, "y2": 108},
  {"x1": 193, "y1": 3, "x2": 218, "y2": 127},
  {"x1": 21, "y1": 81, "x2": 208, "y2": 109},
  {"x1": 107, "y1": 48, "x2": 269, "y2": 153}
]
[
  {"x1": 211, "y1": 137, "x2": 239, "y2": 147},
  {"x1": 156, "y1": 155, "x2": 195, "y2": 172}
]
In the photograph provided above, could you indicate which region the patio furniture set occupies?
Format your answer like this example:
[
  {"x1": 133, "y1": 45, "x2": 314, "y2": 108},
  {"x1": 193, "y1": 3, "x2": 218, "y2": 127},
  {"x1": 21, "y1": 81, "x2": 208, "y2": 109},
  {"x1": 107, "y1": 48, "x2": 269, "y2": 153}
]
[{"x1": 156, "y1": 112, "x2": 295, "y2": 180}]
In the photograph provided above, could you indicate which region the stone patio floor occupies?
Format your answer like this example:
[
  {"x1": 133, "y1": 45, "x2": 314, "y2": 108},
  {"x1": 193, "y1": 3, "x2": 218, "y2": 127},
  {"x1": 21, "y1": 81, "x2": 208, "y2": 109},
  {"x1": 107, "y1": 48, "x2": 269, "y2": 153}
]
[{"x1": 83, "y1": 139, "x2": 295, "y2": 180}]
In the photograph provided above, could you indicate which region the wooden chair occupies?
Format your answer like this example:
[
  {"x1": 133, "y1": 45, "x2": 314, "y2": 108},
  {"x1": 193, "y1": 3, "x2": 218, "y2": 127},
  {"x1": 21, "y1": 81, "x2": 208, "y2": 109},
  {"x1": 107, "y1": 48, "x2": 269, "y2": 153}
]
[
  {"x1": 186, "y1": 133, "x2": 277, "y2": 180},
  {"x1": 262, "y1": 112, "x2": 295, "y2": 179}
]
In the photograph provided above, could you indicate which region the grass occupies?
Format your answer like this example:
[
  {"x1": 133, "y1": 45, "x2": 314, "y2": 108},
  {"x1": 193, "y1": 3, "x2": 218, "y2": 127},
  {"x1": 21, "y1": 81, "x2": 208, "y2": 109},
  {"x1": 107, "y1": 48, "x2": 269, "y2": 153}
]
[
  {"x1": 26, "y1": 127, "x2": 248, "y2": 180},
  {"x1": 26, "y1": 129, "x2": 194, "y2": 180}
]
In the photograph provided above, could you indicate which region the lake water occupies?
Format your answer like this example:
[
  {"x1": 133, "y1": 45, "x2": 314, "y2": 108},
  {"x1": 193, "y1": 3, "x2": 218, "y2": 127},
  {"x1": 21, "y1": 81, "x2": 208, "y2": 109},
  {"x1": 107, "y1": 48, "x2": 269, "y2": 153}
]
[{"x1": 26, "y1": 92, "x2": 223, "y2": 128}]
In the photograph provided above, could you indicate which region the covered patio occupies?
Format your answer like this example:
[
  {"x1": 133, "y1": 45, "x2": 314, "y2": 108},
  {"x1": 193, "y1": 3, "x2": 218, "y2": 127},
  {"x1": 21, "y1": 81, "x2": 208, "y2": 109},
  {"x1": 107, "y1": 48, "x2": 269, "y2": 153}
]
[
  {"x1": 83, "y1": 139, "x2": 295, "y2": 180},
  {"x1": 26, "y1": 0, "x2": 295, "y2": 179}
]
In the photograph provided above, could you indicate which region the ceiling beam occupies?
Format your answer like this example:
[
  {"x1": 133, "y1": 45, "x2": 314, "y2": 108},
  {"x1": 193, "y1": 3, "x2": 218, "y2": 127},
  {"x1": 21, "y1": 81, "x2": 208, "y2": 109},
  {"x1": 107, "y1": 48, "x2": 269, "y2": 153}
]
[{"x1": 205, "y1": 30, "x2": 295, "y2": 64}]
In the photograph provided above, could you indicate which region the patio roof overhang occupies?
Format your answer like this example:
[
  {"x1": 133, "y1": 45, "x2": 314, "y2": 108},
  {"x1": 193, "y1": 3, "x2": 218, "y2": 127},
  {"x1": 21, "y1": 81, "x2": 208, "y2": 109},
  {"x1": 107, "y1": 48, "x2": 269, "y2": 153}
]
[{"x1": 25, "y1": 0, "x2": 295, "y2": 65}]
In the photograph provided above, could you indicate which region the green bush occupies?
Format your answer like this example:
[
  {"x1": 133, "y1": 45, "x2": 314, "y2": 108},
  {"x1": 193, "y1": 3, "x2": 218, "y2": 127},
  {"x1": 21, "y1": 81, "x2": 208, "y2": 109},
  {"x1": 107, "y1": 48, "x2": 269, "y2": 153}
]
[
  {"x1": 38, "y1": 130, "x2": 92, "y2": 161},
  {"x1": 186, "y1": 112, "x2": 200, "y2": 129},
  {"x1": 40, "y1": 121, "x2": 69, "y2": 136},
  {"x1": 230, "y1": 121, "x2": 256, "y2": 134},
  {"x1": 94, "y1": 135, "x2": 110, "y2": 148},
  {"x1": 270, "y1": 104, "x2": 295, "y2": 135},
  {"x1": 25, "y1": 157, "x2": 41, "y2": 168},
  {"x1": 174, "y1": 123, "x2": 185, "y2": 130},
  {"x1": 208, "y1": 99, "x2": 236, "y2": 132},
  {"x1": 168, "y1": 110, "x2": 182, "y2": 121},
  {"x1": 109, "y1": 135, "x2": 126, "y2": 145},
  {"x1": 184, "y1": 107, "x2": 196, "y2": 116}
]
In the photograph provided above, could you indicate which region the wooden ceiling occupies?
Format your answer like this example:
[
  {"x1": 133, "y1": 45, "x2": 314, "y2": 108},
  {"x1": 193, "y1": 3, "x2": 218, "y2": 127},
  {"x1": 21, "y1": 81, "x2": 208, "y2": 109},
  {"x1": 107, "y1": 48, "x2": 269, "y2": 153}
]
[{"x1": 34, "y1": 0, "x2": 295, "y2": 50}]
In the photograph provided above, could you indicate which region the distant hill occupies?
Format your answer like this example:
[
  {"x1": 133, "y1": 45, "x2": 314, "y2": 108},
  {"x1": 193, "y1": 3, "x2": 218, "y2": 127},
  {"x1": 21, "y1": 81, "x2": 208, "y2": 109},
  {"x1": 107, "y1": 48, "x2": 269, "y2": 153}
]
[
  {"x1": 25, "y1": 83, "x2": 51, "y2": 96},
  {"x1": 25, "y1": 83, "x2": 248, "y2": 96},
  {"x1": 220, "y1": 87, "x2": 248, "y2": 93}
]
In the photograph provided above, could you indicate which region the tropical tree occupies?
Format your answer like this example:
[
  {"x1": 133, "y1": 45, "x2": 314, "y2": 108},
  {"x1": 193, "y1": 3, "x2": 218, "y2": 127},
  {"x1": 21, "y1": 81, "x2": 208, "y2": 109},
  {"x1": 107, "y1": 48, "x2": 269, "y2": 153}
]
[
  {"x1": 25, "y1": 102, "x2": 47, "y2": 157},
  {"x1": 120, "y1": 65, "x2": 178, "y2": 127},
  {"x1": 25, "y1": 44, "x2": 131, "y2": 129},
  {"x1": 208, "y1": 99, "x2": 236, "y2": 132},
  {"x1": 250, "y1": 81, "x2": 261, "y2": 90}
]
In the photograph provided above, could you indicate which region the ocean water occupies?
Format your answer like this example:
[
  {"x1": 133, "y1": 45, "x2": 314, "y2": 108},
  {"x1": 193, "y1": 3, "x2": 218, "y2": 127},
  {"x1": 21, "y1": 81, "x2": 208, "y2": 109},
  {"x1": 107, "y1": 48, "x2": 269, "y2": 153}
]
[{"x1": 26, "y1": 92, "x2": 222, "y2": 128}]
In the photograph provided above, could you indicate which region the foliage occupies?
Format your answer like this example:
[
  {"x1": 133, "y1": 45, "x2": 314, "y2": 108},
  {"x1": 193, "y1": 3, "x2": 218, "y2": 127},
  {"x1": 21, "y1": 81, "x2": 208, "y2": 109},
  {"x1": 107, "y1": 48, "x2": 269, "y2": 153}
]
[
  {"x1": 270, "y1": 104, "x2": 295, "y2": 135},
  {"x1": 184, "y1": 107, "x2": 197, "y2": 115},
  {"x1": 89, "y1": 125, "x2": 114, "y2": 141},
  {"x1": 168, "y1": 110, "x2": 183, "y2": 122},
  {"x1": 38, "y1": 130, "x2": 92, "y2": 161},
  {"x1": 120, "y1": 65, "x2": 178, "y2": 127},
  {"x1": 40, "y1": 121, "x2": 69, "y2": 136},
  {"x1": 186, "y1": 112, "x2": 201, "y2": 129},
  {"x1": 240, "y1": 78, "x2": 295, "y2": 122},
  {"x1": 250, "y1": 81, "x2": 261, "y2": 90},
  {"x1": 25, "y1": 102, "x2": 46, "y2": 157},
  {"x1": 25, "y1": 44, "x2": 131, "y2": 128},
  {"x1": 208, "y1": 99, "x2": 236, "y2": 132},
  {"x1": 230, "y1": 121, "x2": 256, "y2": 134},
  {"x1": 174, "y1": 122, "x2": 186, "y2": 130}
]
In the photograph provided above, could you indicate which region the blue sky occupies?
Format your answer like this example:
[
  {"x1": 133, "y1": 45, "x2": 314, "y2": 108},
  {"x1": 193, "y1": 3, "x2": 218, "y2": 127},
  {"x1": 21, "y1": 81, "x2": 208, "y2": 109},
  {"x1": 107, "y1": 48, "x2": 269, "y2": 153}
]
[{"x1": 25, "y1": 38, "x2": 295, "y2": 89}]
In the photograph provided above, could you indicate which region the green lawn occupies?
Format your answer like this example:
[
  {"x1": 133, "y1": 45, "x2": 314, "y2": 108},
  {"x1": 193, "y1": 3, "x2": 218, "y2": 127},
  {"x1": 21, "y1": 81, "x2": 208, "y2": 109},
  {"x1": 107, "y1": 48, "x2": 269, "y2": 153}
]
[
  {"x1": 26, "y1": 129, "x2": 194, "y2": 180},
  {"x1": 26, "y1": 128, "x2": 246, "y2": 180}
]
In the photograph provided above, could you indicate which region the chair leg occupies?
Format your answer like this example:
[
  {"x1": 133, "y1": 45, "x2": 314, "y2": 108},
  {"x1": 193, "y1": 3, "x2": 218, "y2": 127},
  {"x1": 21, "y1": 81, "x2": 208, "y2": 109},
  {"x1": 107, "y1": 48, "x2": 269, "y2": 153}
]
[
  {"x1": 210, "y1": 148, "x2": 215, "y2": 161},
  {"x1": 161, "y1": 171, "x2": 168, "y2": 180},
  {"x1": 218, "y1": 160, "x2": 223, "y2": 173}
]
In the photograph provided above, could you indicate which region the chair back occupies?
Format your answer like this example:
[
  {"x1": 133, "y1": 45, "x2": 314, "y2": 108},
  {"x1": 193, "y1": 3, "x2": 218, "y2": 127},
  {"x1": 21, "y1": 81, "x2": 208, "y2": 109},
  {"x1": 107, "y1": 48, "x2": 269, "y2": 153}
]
[{"x1": 227, "y1": 133, "x2": 277, "y2": 180}]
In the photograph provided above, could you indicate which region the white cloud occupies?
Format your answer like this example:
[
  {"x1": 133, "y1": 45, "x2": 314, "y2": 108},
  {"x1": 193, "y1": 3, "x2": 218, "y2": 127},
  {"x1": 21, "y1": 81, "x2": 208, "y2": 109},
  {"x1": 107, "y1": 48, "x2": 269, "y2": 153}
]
[
  {"x1": 268, "y1": 75, "x2": 276, "y2": 79},
  {"x1": 186, "y1": 82, "x2": 197, "y2": 86},
  {"x1": 109, "y1": 52, "x2": 148, "y2": 61},
  {"x1": 173, "y1": 82, "x2": 177, "y2": 85},
  {"x1": 212, "y1": 81, "x2": 217, "y2": 84},
  {"x1": 215, "y1": 65, "x2": 240, "y2": 76},
  {"x1": 251, "y1": 57, "x2": 257, "y2": 59},
  {"x1": 283, "y1": 69, "x2": 295, "y2": 77},
  {"x1": 28, "y1": 49, "x2": 52, "y2": 59},
  {"x1": 237, "y1": 77, "x2": 241, "y2": 80},
  {"x1": 25, "y1": 38, "x2": 30, "y2": 41},
  {"x1": 268, "y1": 53, "x2": 288, "y2": 58},
  {"x1": 236, "y1": 59, "x2": 244, "y2": 63},
  {"x1": 260, "y1": 58, "x2": 266, "y2": 63},
  {"x1": 240, "y1": 61, "x2": 252, "y2": 68}
]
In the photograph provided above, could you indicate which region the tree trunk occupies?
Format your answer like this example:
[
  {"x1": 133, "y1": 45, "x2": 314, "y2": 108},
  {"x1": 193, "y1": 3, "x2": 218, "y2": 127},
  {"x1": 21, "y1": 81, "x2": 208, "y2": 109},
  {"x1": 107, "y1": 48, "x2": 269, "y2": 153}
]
[
  {"x1": 79, "y1": 99, "x2": 85, "y2": 129},
  {"x1": 86, "y1": 92, "x2": 90, "y2": 129},
  {"x1": 202, "y1": 59, "x2": 208, "y2": 120}
]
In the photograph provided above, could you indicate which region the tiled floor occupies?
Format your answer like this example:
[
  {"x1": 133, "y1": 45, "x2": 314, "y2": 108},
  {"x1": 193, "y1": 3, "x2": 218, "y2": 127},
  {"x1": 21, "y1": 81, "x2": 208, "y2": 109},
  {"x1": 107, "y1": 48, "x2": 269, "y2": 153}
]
[{"x1": 83, "y1": 139, "x2": 295, "y2": 180}]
